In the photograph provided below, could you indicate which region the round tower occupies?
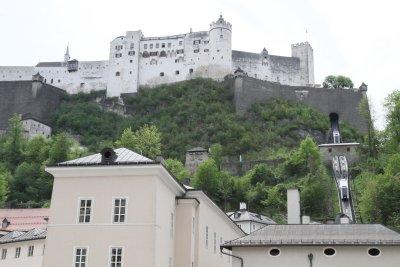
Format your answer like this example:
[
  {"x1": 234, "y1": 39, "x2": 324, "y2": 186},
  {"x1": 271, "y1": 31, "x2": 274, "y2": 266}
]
[{"x1": 208, "y1": 15, "x2": 232, "y2": 79}]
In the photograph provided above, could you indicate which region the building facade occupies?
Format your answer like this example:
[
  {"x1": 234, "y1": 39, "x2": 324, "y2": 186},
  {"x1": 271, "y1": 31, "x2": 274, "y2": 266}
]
[
  {"x1": 227, "y1": 203, "x2": 276, "y2": 234},
  {"x1": 222, "y1": 224, "x2": 400, "y2": 267},
  {"x1": 0, "y1": 15, "x2": 314, "y2": 97},
  {"x1": 43, "y1": 148, "x2": 243, "y2": 267},
  {"x1": 0, "y1": 229, "x2": 46, "y2": 267}
]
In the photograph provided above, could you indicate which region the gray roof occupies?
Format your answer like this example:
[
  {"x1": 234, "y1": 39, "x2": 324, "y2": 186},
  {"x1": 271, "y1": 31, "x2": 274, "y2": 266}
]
[
  {"x1": 57, "y1": 148, "x2": 153, "y2": 166},
  {"x1": 227, "y1": 210, "x2": 276, "y2": 225},
  {"x1": 0, "y1": 228, "x2": 46, "y2": 244},
  {"x1": 35, "y1": 62, "x2": 66, "y2": 67},
  {"x1": 232, "y1": 50, "x2": 261, "y2": 60},
  {"x1": 222, "y1": 224, "x2": 400, "y2": 247}
]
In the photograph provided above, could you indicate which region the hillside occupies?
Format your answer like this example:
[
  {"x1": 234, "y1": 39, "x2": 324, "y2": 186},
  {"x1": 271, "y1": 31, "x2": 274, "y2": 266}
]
[{"x1": 52, "y1": 78, "x2": 360, "y2": 161}]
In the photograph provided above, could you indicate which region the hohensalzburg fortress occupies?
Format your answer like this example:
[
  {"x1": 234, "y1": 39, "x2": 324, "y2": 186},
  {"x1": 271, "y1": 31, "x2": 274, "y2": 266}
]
[{"x1": 0, "y1": 15, "x2": 314, "y2": 97}]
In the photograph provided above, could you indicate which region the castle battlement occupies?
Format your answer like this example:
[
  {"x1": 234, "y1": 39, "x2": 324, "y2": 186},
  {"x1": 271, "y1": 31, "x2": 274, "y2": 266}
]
[{"x1": 0, "y1": 15, "x2": 314, "y2": 97}]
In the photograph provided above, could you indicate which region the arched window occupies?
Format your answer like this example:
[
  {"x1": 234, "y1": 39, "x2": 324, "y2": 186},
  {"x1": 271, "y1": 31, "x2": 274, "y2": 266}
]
[
  {"x1": 160, "y1": 51, "x2": 167, "y2": 57},
  {"x1": 115, "y1": 72, "x2": 120, "y2": 76},
  {"x1": 142, "y1": 51, "x2": 149, "y2": 58}
]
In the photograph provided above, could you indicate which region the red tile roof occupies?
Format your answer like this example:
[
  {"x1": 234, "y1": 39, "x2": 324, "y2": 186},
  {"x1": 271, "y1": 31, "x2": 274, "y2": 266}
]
[{"x1": 0, "y1": 209, "x2": 49, "y2": 231}]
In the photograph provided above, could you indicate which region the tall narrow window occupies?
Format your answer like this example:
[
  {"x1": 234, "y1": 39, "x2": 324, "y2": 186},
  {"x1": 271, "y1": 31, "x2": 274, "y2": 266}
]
[
  {"x1": 110, "y1": 247, "x2": 123, "y2": 267},
  {"x1": 205, "y1": 226, "x2": 209, "y2": 248},
  {"x1": 1, "y1": 249, "x2": 7, "y2": 260},
  {"x1": 170, "y1": 213, "x2": 174, "y2": 238},
  {"x1": 213, "y1": 232, "x2": 217, "y2": 253},
  {"x1": 113, "y1": 198, "x2": 127, "y2": 223},
  {"x1": 74, "y1": 247, "x2": 88, "y2": 267},
  {"x1": 28, "y1": 246, "x2": 34, "y2": 257},
  {"x1": 15, "y1": 247, "x2": 21, "y2": 258},
  {"x1": 78, "y1": 199, "x2": 92, "y2": 223}
]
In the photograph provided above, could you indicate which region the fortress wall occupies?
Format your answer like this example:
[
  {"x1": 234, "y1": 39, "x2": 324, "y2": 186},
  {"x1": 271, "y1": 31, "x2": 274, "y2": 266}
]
[
  {"x1": 0, "y1": 81, "x2": 65, "y2": 130},
  {"x1": 232, "y1": 51, "x2": 302, "y2": 86},
  {"x1": 232, "y1": 76, "x2": 369, "y2": 133}
]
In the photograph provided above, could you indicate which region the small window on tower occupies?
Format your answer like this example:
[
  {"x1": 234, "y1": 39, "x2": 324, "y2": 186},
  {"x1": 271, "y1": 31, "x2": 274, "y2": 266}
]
[
  {"x1": 220, "y1": 35, "x2": 223, "y2": 38},
  {"x1": 144, "y1": 44, "x2": 148, "y2": 49},
  {"x1": 162, "y1": 43, "x2": 166, "y2": 48},
  {"x1": 115, "y1": 72, "x2": 120, "y2": 76},
  {"x1": 179, "y1": 41, "x2": 183, "y2": 46},
  {"x1": 175, "y1": 70, "x2": 179, "y2": 75},
  {"x1": 189, "y1": 68, "x2": 193, "y2": 74},
  {"x1": 160, "y1": 72, "x2": 164, "y2": 77},
  {"x1": 150, "y1": 44, "x2": 153, "y2": 49}
]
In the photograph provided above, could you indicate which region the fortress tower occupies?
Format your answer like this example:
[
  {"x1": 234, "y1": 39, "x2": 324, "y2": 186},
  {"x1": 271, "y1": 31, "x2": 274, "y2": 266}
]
[
  {"x1": 107, "y1": 31, "x2": 143, "y2": 97},
  {"x1": 291, "y1": 42, "x2": 314, "y2": 86},
  {"x1": 208, "y1": 15, "x2": 232, "y2": 79}
]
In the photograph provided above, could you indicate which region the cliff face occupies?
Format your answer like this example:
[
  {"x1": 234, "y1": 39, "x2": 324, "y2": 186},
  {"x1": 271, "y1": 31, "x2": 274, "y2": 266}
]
[
  {"x1": 229, "y1": 76, "x2": 369, "y2": 134},
  {"x1": 0, "y1": 81, "x2": 65, "y2": 130}
]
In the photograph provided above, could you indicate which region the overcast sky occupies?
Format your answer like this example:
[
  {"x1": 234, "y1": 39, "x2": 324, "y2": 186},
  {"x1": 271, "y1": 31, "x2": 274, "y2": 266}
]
[{"x1": 1, "y1": 0, "x2": 399, "y2": 129}]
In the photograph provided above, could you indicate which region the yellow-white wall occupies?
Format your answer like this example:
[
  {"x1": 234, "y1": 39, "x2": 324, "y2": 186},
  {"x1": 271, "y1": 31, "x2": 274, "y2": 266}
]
[
  {"x1": 231, "y1": 245, "x2": 400, "y2": 267},
  {"x1": 43, "y1": 164, "x2": 242, "y2": 267}
]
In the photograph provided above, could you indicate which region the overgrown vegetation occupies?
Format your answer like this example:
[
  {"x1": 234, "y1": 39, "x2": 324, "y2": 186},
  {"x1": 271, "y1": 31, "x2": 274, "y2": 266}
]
[{"x1": 0, "y1": 78, "x2": 374, "y2": 225}]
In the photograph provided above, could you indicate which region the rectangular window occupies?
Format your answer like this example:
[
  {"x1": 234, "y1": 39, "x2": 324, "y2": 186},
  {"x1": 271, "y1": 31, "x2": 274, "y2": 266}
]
[
  {"x1": 78, "y1": 199, "x2": 92, "y2": 223},
  {"x1": 149, "y1": 51, "x2": 158, "y2": 56},
  {"x1": 28, "y1": 246, "x2": 34, "y2": 257},
  {"x1": 193, "y1": 40, "x2": 201, "y2": 45},
  {"x1": 110, "y1": 247, "x2": 123, "y2": 267},
  {"x1": 168, "y1": 43, "x2": 171, "y2": 48},
  {"x1": 156, "y1": 43, "x2": 159, "y2": 48},
  {"x1": 204, "y1": 40, "x2": 209, "y2": 44},
  {"x1": 15, "y1": 247, "x2": 20, "y2": 258},
  {"x1": 115, "y1": 53, "x2": 122, "y2": 58},
  {"x1": 130, "y1": 43, "x2": 134, "y2": 49},
  {"x1": 1, "y1": 249, "x2": 6, "y2": 260},
  {"x1": 204, "y1": 49, "x2": 209, "y2": 52},
  {"x1": 177, "y1": 49, "x2": 184, "y2": 54},
  {"x1": 150, "y1": 44, "x2": 153, "y2": 49},
  {"x1": 170, "y1": 213, "x2": 174, "y2": 238},
  {"x1": 179, "y1": 41, "x2": 183, "y2": 46},
  {"x1": 193, "y1": 49, "x2": 199, "y2": 53},
  {"x1": 205, "y1": 226, "x2": 209, "y2": 248},
  {"x1": 213, "y1": 232, "x2": 217, "y2": 253},
  {"x1": 74, "y1": 247, "x2": 88, "y2": 267},
  {"x1": 144, "y1": 44, "x2": 148, "y2": 49},
  {"x1": 113, "y1": 198, "x2": 127, "y2": 223},
  {"x1": 128, "y1": 51, "x2": 135, "y2": 56},
  {"x1": 161, "y1": 43, "x2": 165, "y2": 48}
]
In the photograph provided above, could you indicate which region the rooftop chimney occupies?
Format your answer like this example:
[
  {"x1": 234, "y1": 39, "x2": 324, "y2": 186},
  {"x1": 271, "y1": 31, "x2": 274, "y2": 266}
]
[
  {"x1": 287, "y1": 189, "x2": 301, "y2": 224},
  {"x1": 239, "y1": 202, "x2": 247, "y2": 211},
  {"x1": 101, "y1": 148, "x2": 117, "y2": 164}
]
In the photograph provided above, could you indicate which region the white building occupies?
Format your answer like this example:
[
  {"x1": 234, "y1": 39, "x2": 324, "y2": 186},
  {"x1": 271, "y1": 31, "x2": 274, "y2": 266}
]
[
  {"x1": 43, "y1": 148, "x2": 244, "y2": 267},
  {"x1": 0, "y1": 228, "x2": 46, "y2": 267},
  {"x1": 221, "y1": 224, "x2": 400, "y2": 267},
  {"x1": 21, "y1": 117, "x2": 52, "y2": 139},
  {"x1": 0, "y1": 15, "x2": 314, "y2": 97},
  {"x1": 227, "y1": 203, "x2": 276, "y2": 234}
]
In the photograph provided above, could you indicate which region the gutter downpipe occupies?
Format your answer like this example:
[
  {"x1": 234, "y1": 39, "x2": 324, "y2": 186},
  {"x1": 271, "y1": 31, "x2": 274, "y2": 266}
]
[{"x1": 220, "y1": 248, "x2": 244, "y2": 267}]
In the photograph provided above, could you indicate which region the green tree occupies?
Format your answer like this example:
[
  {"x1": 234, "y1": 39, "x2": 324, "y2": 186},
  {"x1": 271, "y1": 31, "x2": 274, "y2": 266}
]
[
  {"x1": 164, "y1": 158, "x2": 190, "y2": 181},
  {"x1": 217, "y1": 171, "x2": 235, "y2": 211},
  {"x1": 0, "y1": 169, "x2": 10, "y2": 206},
  {"x1": 0, "y1": 115, "x2": 26, "y2": 170},
  {"x1": 47, "y1": 133, "x2": 73, "y2": 165},
  {"x1": 286, "y1": 137, "x2": 321, "y2": 177},
  {"x1": 246, "y1": 164, "x2": 276, "y2": 186},
  {"x1": 210, "y1": 143, "x2": 223, "y2": 170},
  {"x1": 192, "y1": 159, "x2": 219, "y2": 198},
  {"x1": 323, "y1": 75, "x2": 354, "y2": 89},
  {"x1": 384, "y1": 91, "x2": 400, "y2": 150},
  {"x1": 115, "y1": 125, "x2": 161, "y2": 159}
]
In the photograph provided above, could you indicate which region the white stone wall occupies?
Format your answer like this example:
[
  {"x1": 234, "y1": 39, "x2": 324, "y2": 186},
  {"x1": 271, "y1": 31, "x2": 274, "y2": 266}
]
[{"x1": 0, "y1": 16, "x2": 314, "y2": 97}]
